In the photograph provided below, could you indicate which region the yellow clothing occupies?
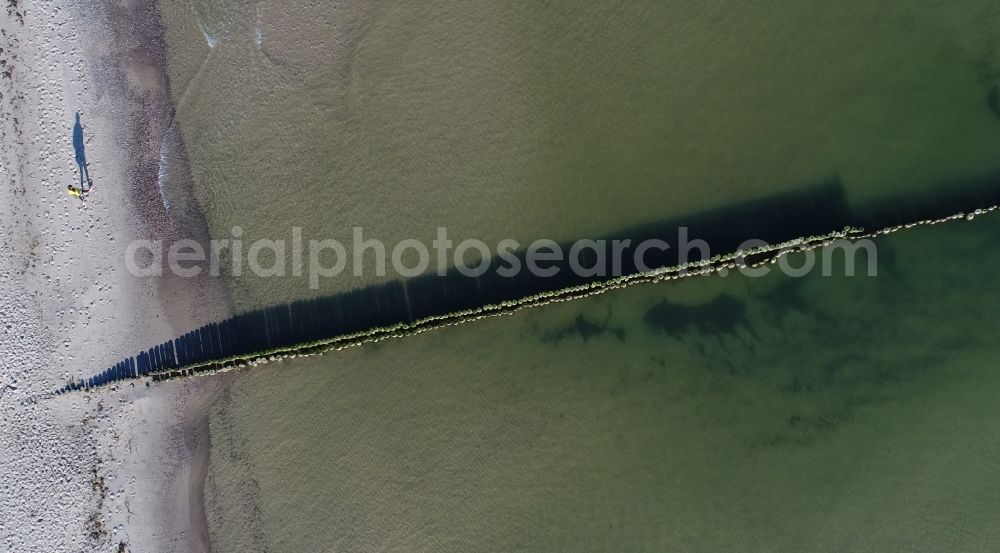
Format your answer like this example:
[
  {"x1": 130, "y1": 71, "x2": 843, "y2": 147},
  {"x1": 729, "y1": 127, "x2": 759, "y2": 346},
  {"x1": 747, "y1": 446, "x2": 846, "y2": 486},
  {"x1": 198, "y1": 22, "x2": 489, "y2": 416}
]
[{"x1": 67, "y1": 187, "x2": 82, "y2": 198}]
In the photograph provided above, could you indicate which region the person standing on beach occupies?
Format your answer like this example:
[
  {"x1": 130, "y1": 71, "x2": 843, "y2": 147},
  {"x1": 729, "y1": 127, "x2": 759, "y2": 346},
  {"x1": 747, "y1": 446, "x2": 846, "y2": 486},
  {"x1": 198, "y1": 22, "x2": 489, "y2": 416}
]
[{"x1": 68, "y1": 112, "x2": 93, "y2": 198}]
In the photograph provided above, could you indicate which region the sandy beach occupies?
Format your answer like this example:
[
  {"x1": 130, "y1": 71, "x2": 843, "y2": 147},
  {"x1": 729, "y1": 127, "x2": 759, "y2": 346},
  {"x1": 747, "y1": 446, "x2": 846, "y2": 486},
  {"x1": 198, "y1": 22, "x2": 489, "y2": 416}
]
[
  {"x1": 3, "y1": 0, "x2": 1000, "y2": 551},
  {"x1": 1, "y1": 1, "x2": 227, "y2": 551}
]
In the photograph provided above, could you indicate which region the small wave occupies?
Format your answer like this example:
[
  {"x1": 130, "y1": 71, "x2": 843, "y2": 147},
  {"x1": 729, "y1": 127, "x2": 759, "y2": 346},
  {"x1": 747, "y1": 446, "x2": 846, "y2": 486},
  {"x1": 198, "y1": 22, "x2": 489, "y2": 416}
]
[
  {"x1": 196, "y1": 18, "x2": 219, "y2": 48},
  {"x1": 156, "y1": 122, "x2": 177, "y2": 218},
  {"x1": 254, "y1": 4, "x2": 263, "y2": 48}
]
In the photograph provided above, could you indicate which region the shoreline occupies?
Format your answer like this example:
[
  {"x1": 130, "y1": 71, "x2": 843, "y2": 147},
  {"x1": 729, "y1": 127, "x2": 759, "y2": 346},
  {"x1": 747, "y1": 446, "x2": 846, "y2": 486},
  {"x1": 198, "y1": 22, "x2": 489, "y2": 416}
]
[
  {"x1": 1, "y1": 1, "x2": 229, "y2": 551},
  {"x1": 74, "y1": 0, "x2": 232, "y2": 550},
  {"x1": 181, "y1": 373, "x2": 227, "y2": 553}
]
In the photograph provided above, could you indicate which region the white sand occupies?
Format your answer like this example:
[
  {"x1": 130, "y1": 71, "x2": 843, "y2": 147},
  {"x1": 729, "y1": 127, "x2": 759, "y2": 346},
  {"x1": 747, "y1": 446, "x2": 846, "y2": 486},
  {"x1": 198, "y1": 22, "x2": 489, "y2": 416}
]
[{"x1": 1, "y1": 1, "x2": 227, "y2": 551}]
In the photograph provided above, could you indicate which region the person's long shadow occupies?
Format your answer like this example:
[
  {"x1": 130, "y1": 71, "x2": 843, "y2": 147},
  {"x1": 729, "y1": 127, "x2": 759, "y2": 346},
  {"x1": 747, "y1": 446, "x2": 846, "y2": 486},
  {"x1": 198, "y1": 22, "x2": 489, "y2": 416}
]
[{"x1": 73, "y1": 112, "x2": 93, "y2": 190}]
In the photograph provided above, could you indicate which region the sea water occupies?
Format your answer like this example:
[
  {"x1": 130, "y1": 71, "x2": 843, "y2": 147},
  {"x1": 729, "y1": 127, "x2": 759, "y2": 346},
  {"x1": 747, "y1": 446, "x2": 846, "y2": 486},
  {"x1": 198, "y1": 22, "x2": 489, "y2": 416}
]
[
  {"x1": 155, "y1": 1, "x2": 1000, "y2": 550},
  {"x1": 160, "y1": 0, "x2": 1000, "y2": 308}
]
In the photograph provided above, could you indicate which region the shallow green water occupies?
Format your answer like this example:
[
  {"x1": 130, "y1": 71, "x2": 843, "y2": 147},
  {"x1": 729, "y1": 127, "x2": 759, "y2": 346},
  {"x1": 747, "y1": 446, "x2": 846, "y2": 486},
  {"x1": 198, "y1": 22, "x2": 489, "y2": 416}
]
[
  {"x1": 161, "y1": 0, "x2": 1000, "y2": 309},
  {"x1": 204, "y1": 216, "x2": 1000, "y2": 552},
  {"x1": 153, "y1": 2, "x2": 1000, "y2": 550}
]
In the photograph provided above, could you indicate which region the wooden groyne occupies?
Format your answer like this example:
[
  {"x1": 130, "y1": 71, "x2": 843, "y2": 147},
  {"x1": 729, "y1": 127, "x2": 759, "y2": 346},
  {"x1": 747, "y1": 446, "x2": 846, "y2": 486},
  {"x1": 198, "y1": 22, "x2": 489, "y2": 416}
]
[{"x1": 58, "y1": 172, "x2": 1000, "y2": 395}]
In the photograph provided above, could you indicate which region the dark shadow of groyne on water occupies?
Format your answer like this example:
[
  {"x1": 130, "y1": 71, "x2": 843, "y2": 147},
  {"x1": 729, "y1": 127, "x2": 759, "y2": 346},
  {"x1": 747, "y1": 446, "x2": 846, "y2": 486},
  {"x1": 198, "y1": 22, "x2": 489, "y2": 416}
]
[{"x1": 60, "y1": 171, "x2": 1000, "y2": 393}]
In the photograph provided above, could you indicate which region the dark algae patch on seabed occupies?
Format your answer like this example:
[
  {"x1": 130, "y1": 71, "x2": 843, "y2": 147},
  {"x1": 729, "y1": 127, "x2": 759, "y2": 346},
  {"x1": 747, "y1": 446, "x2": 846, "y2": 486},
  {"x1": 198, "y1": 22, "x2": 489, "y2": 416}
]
[
  {"x1": 644, "y1": 294, "x2": 750, "y2": 339},
  {"x1": 202, "y1": 215, "x2": 1000, "y2": 552}
]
